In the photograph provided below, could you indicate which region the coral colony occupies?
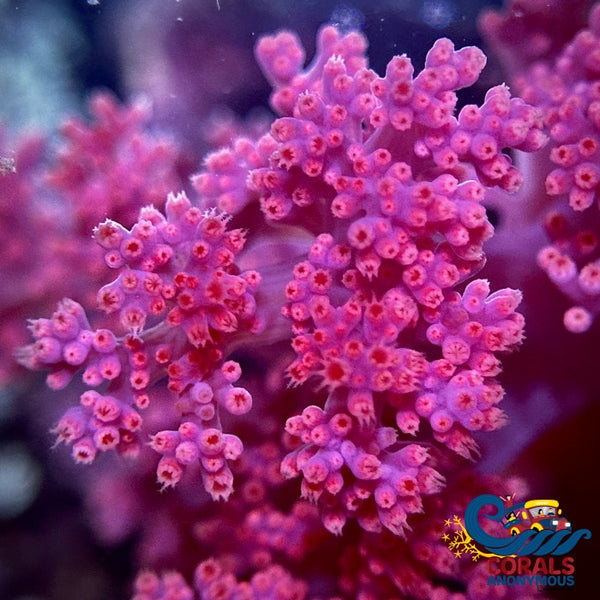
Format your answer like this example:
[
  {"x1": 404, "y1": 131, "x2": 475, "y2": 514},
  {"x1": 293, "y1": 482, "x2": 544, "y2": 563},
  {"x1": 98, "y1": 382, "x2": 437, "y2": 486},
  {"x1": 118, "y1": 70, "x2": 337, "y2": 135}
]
[{"x1": 3, "y1": 0, "x2": 599, "y2": 598}]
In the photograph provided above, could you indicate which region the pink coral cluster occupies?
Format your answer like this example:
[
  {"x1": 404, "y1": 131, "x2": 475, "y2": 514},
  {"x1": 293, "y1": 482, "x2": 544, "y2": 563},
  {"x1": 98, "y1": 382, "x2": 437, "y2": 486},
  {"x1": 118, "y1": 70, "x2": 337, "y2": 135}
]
[
  {"x1": 525, "y1": 6, "x2": 600, "y2": 332},
  {"x1": 45, "y1": 92, "x2": 183, "y2": 232},
  {"x1": 133, "y1": 561, "x2": 308, "y2": 600},
  {"x1": 482, "y1": 0, "x2": 600, "y2": 333},
  {"x1": 0, "y1": 128, "x2": 50, "y2": 383},
  {"x1": 238, "y1": 25, "x2": 540, "y2": 540},
  {"x1": 0, "y1": 92, "x2": 185, "y2": 384},
  {"x1": 9, "y1": 1, "x2": 600, "y2": 599},
  {"x1": 19, "y1": 192, "x2": 260, "y2": 501}
]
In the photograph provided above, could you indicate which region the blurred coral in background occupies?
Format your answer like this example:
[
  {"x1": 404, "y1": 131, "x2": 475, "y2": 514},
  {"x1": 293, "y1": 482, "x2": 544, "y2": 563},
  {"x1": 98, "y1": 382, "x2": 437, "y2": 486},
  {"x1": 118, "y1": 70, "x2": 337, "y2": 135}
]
[{"x1": 1, "y1": 1, "x2": 598, "y2": 599}]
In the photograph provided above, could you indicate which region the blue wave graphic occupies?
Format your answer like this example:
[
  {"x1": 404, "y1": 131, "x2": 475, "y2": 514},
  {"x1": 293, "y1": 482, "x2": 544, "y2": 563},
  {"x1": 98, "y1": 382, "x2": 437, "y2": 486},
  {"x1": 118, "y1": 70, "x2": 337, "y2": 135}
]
[{"x1": 464, "y1": 494, "x2": 592, "y2": 556}]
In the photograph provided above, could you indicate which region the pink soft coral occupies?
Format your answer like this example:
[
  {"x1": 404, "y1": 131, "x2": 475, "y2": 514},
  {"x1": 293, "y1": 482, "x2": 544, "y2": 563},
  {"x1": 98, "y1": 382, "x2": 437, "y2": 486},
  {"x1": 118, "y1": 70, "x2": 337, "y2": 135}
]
[
  {"x1": 481, "y1": 0, "x2": 600, "y2": 333},
  {"x1": 16, "y1": 17, "x2": 557, "y2": 600},
  {"x1": 0, "y1": 92, "x2": 186, "y2": 385}
]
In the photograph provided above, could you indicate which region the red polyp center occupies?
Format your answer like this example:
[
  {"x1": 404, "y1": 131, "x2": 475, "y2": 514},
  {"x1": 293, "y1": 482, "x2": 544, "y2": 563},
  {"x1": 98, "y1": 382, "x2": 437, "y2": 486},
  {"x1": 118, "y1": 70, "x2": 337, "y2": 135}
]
[
  {"x1": 401, "y1": 478, "x2": 416, "y2": 493},
  {"x1": 125, "y1": 239, "x2": 141, "y2": 255},
  {"x1": 206, "y1": 434, "x2": 220, "y2": 447},
  {"x1": 101, "y1": 432, "x2": 115, "y2": 446},
  {"x1": 367, "y1": 303, "x2": 384, "y2": 320},
  {"x1": 281, "y1": 146, "x2": 296, "y2": 163},
  {"x1": 456, "y1": 391, "x2": 476, "y2": 411},
  {"x1": 161, "y1": 468, "x2": 176, "y2": 481},
  {"x1": 369, "y1": 347, "x2": 388, "y2": 366},
  {"x1": 326, "y1": 361, "x2": 346, "y2": 383}
]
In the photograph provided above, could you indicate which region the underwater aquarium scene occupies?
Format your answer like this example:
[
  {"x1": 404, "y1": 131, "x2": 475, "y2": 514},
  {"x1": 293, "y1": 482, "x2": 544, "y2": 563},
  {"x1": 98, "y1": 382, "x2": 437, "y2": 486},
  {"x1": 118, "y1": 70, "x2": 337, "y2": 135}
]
[{"x1": 0, "y1": 0, "x2": 598, "y2": 598}]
